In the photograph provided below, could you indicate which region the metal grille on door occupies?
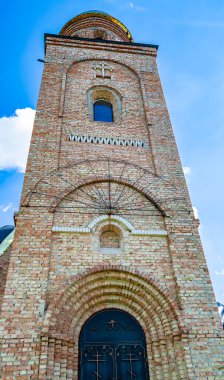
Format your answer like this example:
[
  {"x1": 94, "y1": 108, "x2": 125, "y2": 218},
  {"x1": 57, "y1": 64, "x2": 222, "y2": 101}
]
[{"x1": 79, "y1": 309, "x2": 150, "y2": 380}]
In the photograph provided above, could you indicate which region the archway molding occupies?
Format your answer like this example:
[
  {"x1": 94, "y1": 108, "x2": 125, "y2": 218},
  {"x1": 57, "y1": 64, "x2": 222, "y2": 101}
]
[
  {"x1": 43, "y1": 265, "x2": 183, "y2": 338},
  {"x1": 63, "y1": 57, "x2": 154, "y2": 136},
  {"x1": 40, "y1": 265, "x2": 189, "y2": 379},
  {"x1": 66, "y1": 57, "x2": 143, "y2": 86},
  {"x1": 88, "y1": 214, "x2": 133, "y2": 232}
]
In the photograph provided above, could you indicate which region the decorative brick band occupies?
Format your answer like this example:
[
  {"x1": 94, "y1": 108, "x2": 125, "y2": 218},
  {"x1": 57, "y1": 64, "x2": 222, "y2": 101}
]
[
  {"x1": 88, "y1": 215, "x2": 134, "y2": 231},
  {"x1": 52, "y1": 226, "x2": 90, "y2": 233},
  {"x1": 132, "y1": 229, "x2": 167, "y2": 236},
  {"x1": 68, "y1": 134, "x2": 146, "y2": 148},
  {"x1": 52, "y1": 226, "x2": 167, "y2": 236},
  {"x1": 52, "y1": 214, "x2": 167, "y2": 237}
]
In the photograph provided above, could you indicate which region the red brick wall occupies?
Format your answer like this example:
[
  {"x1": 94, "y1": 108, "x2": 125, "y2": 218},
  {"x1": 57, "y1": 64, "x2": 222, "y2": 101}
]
[{"x1": 0, "y1": 246, "x2": 12, "y2": 312}]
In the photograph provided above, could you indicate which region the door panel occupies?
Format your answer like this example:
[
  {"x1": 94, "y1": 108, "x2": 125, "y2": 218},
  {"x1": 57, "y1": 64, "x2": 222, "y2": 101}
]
[
  {"x1": 80, "y1": 345, "x2": 113, "y2": 380},
  {"x1": 79, "y1": 309, "x2": 150, "y2": 380},
  {"x1": 116, "y1": 345, "x2": 148, "y2": 380}
]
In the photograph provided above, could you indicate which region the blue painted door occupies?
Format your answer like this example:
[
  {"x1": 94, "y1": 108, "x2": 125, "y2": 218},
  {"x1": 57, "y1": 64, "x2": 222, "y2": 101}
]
[{"x1": 79, "y1": 309, "x2": 150, "y2": 380}]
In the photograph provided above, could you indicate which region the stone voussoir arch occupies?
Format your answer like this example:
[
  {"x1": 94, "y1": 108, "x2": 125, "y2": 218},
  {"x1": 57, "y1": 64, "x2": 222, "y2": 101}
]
[
  {"x1": 43, "y1": 264, "x2": 184, "y2": 339},
  {"x1": 40, "y1": 266, "x2": 189, "y2": 380}
]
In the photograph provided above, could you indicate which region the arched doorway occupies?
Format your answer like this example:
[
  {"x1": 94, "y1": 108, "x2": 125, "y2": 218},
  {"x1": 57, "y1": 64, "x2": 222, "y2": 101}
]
[{"x1": 79, "y1": 308, "x2": 150, "y2": 380}]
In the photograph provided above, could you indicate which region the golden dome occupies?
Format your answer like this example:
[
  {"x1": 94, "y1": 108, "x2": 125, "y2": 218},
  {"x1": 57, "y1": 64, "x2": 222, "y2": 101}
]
[{"x1": 59, "y1": 10, "x2": 133, "y2": 42}]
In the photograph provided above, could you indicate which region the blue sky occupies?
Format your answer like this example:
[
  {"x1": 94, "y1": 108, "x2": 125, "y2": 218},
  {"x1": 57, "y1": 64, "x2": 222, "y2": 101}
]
[{"x1": 1, "y1": 0, "x2": 224, "y2": 302}]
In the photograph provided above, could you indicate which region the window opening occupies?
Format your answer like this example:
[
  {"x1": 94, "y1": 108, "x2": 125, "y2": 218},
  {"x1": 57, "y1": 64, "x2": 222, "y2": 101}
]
[
  {"x1": 100, "y1": 230, "x2": 120, "y2": 249},
  {"x1": 99, "y1": 224, "x2": 122, "y2": 254},
  {"x1": 93, "y1": 100, "x2": 113, "y2": 122}
]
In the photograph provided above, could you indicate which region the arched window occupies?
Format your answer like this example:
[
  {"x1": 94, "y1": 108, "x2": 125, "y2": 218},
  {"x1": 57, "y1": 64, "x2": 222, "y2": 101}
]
[
  {"x1": 99, "y1": 224, "x2": 122, "y2": 254},
  {"x1": 93, "y1": 99, "x2": 113, "y2": 122},
  {"x1": 78, "y1": 309, "x2": 150, "y2": 380},
  {"x1": 87, "y1": 86, "x2": 122, "y2": 123}
]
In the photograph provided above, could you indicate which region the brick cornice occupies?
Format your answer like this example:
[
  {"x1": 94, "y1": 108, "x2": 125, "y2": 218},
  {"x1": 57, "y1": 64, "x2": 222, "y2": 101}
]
[{"x1": 44, "y1": 33, "x2": 158, "y2": 56}]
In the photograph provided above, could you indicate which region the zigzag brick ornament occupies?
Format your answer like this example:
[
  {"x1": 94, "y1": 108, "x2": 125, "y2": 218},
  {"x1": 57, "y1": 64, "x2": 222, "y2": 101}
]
[{"x1": 0, "y1": 10, "x2": 223, "y2": 379}]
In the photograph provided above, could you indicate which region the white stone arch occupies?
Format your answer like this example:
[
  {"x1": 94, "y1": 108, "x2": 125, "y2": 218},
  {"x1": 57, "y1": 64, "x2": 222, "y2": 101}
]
[{"x1": 87, "y1": 214, "x2": 133, "y2": 232}]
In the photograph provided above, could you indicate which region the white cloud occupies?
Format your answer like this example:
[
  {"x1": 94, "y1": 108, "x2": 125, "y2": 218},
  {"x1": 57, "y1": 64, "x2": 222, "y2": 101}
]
[
  {"x1": 2, "y1": 203, "x2": 13, "y2": 213},
  {"x1": 0, "y1": 202, "x2": 14, "y2": 214},
  {"x1": 183, "y1": 166, "x2": 191, "y2": 176},
  {"x1": 193, "y1": 206, "x2": 199, "y2": 219},
  {"x1": 0, "y1": 108, "x2": 35, "y2": 172},
  {"x1": 104, "y1": 0, "x2": 146, "y2": 12},
  {"x1": 129, "y1": 2, "x2": 146, "y2": 12},
  {"x1": 215, "y1": 268, "x2": 224, "y2": 276},
  {"x1": 119, "y1": 1, "x2": 146, "y2": 12}
]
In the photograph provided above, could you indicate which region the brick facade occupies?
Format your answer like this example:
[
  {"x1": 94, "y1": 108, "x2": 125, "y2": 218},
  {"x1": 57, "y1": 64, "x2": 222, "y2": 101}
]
[
  {"x1": 0, "y1": 246, "x2": 12, "y2": 313},
  {"x1": 0, "y1": 10, "x2": 223, "y2": 379}
]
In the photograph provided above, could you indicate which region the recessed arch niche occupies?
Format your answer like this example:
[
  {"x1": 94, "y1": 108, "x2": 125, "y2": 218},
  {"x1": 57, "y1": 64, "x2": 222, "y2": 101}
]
[
  {"x1": 87, "y1": 85, "x2": 122, "y2": 122},
  {"x1": 40, "y1": 266, "x2": 188, "y2": 379},
  {"x1": 99, "y1": 223, "x2": 123, "y2": 254}
]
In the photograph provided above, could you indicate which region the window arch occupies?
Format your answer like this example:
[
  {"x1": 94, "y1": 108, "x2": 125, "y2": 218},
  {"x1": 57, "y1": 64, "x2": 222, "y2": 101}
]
[
  {"x1": 93, "y1": 99, "x2": 113, "y2": 122},
  {"x1": 87, "y1": 86, "x2": 122, "y2": 123},
  {"x1": 99, "y1": 224, "x2": 122, "y2": 254}
]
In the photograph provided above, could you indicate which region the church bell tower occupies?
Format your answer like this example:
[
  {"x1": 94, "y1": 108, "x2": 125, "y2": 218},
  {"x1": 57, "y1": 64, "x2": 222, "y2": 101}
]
[{"x1": 0, "y1": 10, "x2": 223, "y2": 379}]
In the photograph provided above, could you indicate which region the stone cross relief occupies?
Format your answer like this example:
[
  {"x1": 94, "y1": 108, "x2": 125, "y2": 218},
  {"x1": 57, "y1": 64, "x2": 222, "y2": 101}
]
[{"x1": 93, "y1": 63, "x2": 113, "y2": 79}]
